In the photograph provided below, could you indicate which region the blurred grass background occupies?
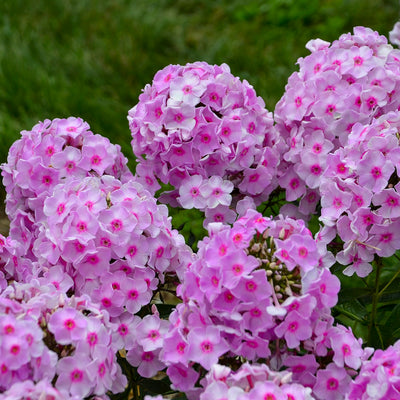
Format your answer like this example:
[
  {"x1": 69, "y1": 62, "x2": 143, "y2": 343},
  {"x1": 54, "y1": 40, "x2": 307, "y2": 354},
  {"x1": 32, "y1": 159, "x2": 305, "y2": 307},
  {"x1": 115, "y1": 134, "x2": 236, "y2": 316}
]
[{"x1": 0, "y1": 0, "x2": 398, "y2": 171}]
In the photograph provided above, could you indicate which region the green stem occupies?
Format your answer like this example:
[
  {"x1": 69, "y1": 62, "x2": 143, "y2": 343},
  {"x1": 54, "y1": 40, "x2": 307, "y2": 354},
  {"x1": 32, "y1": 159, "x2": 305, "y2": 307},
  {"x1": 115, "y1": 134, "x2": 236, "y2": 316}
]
[
  {"x1": 378, "y1": 267, "x2": 400, "y2": 297},
  {"x1": 368, "y1": 259, "x2": 383, "y2": 345}
]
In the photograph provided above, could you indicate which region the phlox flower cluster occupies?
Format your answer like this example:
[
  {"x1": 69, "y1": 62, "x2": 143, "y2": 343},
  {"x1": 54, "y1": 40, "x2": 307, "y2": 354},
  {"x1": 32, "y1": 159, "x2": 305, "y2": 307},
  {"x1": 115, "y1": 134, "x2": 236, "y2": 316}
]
[
  {"x1": 317, "y1": 110, "x2": 400, "y2": 277},
  {"x1": 2, "y1": 174, "x2": 192, "y2": 320},
  {"x1": 199, "y1": 363, "x2": 313, "y2": 400},
  {"x1": 0, "y1": 234, "x2": 20, "y2": 291},
  {"x1": 0, "y1": 280, "x2": 127, "y2": 398},
  {"x1": 128, "y1": 61, "x2": 283, "y2": 211},
  {"x1": 0, "y1": 380, "x2": 66, "y2": 400},
  {"x1": 160, "y1": 210, "x2": 371, "y2": 399},
  {"x1": 143, "y1": 362, "x2": 315, "y2": 400},
  {"x1": 0, "y1": 117, "x2": 196, "y2": 397},
  {"x1": 275, "y1": 26, "x2": 400, "y2": 212},
  {"x1": 1, "y1": 117, "x2": 133, "y2": 221},
  {"x1": 346, "y1": 339, "x2": 400, "y2": 399}
]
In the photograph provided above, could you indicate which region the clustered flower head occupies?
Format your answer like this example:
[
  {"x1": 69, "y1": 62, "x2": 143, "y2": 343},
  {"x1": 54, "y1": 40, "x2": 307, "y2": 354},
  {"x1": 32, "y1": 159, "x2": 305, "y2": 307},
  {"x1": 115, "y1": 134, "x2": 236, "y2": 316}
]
[
  {"x1": 15, "y1": 175, "x2": 192, "y2": 309},
  {"x1": 275, "y1": 26, "x2": 400, "y2": 214},
  {"x1": 318, "y1": 110, "x2": 400, "y2": 277},
  {"x1": 128, "y1": 61, "x2": 283, "y2": 211},
  {"x1": 1, "y1": 117, "x2": 133, "y2": 220},
  {"x1": 0, "y1": 116, "x2": 194, "y2": 397},
  {"x1": 160, "y1": 210, "x2": 371, "y2": 399},
  {"x1": 347, "y1": 339, "x2": 400, "y2": 399},
  {"x1": 0, "y1": 280, "x2": 127, "y2": 398}
]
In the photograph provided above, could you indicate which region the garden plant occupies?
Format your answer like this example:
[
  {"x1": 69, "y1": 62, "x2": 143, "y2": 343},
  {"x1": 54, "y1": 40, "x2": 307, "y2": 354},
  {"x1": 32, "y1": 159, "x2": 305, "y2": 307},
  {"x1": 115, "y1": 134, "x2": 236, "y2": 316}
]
[{"x1": 1, "y1": 22, "x2": 400, "y2": 400}]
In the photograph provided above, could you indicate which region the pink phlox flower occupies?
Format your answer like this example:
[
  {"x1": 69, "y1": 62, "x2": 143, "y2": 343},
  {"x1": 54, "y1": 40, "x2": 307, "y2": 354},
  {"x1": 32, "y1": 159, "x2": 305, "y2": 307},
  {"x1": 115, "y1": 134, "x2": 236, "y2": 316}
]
[
  {"x1": 313, "y1": 362, "x2": 351, "y2": 400},
  {"x1": 169, "y1": 73, "x2": 206, "y2": 106},
  {"x1": 390, "y1": 21, "x2": 400, "y2": 46},
  {"x1": 0, "y1": 380, "x2": 66, "y2": 400},
  {"x1": 306, "y1": 38, "x2": 331, "y2": 52},
  {"x1": 276, "y1": 81, "x2": 314, "y2": 121},
  {"x1": 221, "y1": 252, "x2": 259, "y2": 290},
  {"x1": 134, "y1": 163, "x2": 161, "y2": 195},
  {"x1": 91, "y1": 283, "x2": 125, "y2": 318},
  {"x1": 312, "y1": 92, "x2": 345, "y2": 122},
  {"x1": 86, "y1": 351, "x2": 116, "y2": 395},
  {"x1": 306, "y1": 268, "x2": 340, "y2": 309},
  {"x1": 199, "y1": 380, "x2": 244, "y2": 400},
  {"x1": 341, "y1": 45, "x2": 375, "y2": 78},
  {"x1": 48, "y1": 307, "x2": 87, "y2": 345},
  {"x1": 274, "y1": 239, "x2": 297, "y2": 271},
  {"x1": 110, "y1": 313, "x2": 141, "y2": 352},
  {"x1": 274, "y1": 310, "x2": 313, "y2": 349},
  {"x1": 204, "y1": 204, "x2": 237, "y2": 227},
  {"x1": 200, "y1": 176, "x2": 234, "y2": 209},
  {"x1": 368, "y1": 220, "x2": 400, "y2": 257},
  {"x1": 29, "y1": 164, "x2": 60, "y2": 195},
  {"x1": 162, "y1": 329, "x2": 190, "y2": 365},
  {"x1": 239, "y1": 299, "x2": 275, "y2": 335},
  {"x1": 79, "y1": 135, "x2": 116, "y2": 176},
  {"x1": 282, "y1": 294, "x2": 317, "y2": 320},
  {"x1": 187, "y1": 326, "x2": 229, "y2": 370},
  {"x1": 342, "y1": 179, "x2": 373, "y2": 213},
  {"x1": 136, "y1": 314, "x2": 169, "y2": 352},
  {"x1": 359, "y1": 86, "x2": 388, "y2": 114},
  {"x1": 1, "y1": 331, "x2": 30, "y2": 370},
  {"x1": 324, "y1": 152, "x2": 352, "y2": 181},
  {"x1": 120, "y1": 276, "x2": 152, "y2": 315},
  {"x1": 166, "y1": 363, "x2": 200, "y2": 393},
  {"x1": 280, "y1": 169, "x2": 307, "y2": 202},
  {"x1": 178, "y1": 175, "x2": 208, "y2": 209},
  {"x1": 289, "y1": 233, "x2": 320, "y2": 272},
  {"x1": 357, "y1": 150, "x2": 394, "y2": 192},
  {"x1": 238, "y1": 165, "x2": 273, "y2": 195},
  {"x1": 295, "y1": 154, "x2": 325, "y2": 189},
  {"x1": 283, "y1": 354, "x2": 319, "y2": 387},
  {"x1": 163, "y1": 104, "x2": 196, "y2": 131},
  {"x1": 250, "y1": 380, "x2": 286, "y2": 400},
  {"x1": 201, "y1": 82, "x2": 226, "y2": 111},
  {"x1": 192, "y1": 122, "x2": 220, "y2": 157},
  {"x1": 152, "y1": 64, "x2": 181, "y2": 93},
  {"x1": 99, "y1": 203, "x2": 136, "y2": 240},
  {"x1": 231, "y1": 270, "x2": 271, "y2": 303},
  {"x1": 161, "y1": 141, "x2": 195, "y2": 168},
  {"x1": 56, "y1": 116, "x2": 91, "y2": 140},
  {"x1": 63, "y1": 206, "x2": 99, "y2": 244},
  {"x1": 329, "y1": 325, "x2": 365, "y2": 370},
  {"x1": 337, "y1": 245, "x2": 374, "y2": 277},
  {"x1": 38, "y1": 265, "x2": 74, "y2": 293},
  {"x1": 76, "y1": 317, "x2": 111, "y2": 358},
  {"x1": 56, "y1": 354, "x2": 94, "y2": 398},
  {"x1": 43, "y1": 190, "x2": 75, "y2": 225},
  {"x1": 298, "y1": 189, "x2": 320, "y2": 216},
  {"x1": 372, "y1": 188, "x2": 400, "y2": 218},
  {"x1": 61, "y1": 239, "x2": 95, "y2": 265},
  {"x1": 51, "y1": 146, "x2": 85, "y2": 178},
  {"x1": 126, "y1": 346, "x2": 166, "y2": 378},
  {"x1": 198, "y1": 266, "x2": 223, "y2": 300}
]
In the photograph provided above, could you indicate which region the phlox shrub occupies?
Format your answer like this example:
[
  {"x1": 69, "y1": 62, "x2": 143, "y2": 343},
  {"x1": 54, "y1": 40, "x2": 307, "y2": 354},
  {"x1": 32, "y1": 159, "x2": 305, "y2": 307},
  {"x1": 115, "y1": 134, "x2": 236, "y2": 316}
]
[{"x1": 1, "y1": 23, "x2": 400, "y2": 400}]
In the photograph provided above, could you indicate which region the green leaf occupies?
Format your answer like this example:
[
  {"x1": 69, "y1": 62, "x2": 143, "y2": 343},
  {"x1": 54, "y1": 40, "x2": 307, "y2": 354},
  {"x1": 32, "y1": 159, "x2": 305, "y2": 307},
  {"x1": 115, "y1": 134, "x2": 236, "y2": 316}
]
[
  {"x1": 155, "y1": 303, "x2": 176, "y2": 319},
  {"x1": 380, "y1": 303, "x2": 400, "y2": 347},
  {"x1": 333, "y1": 300, "x2": 368, "y2": 323},
  {"x1": 140, "y1": 377, "x2": 171, "y2": 395}
]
